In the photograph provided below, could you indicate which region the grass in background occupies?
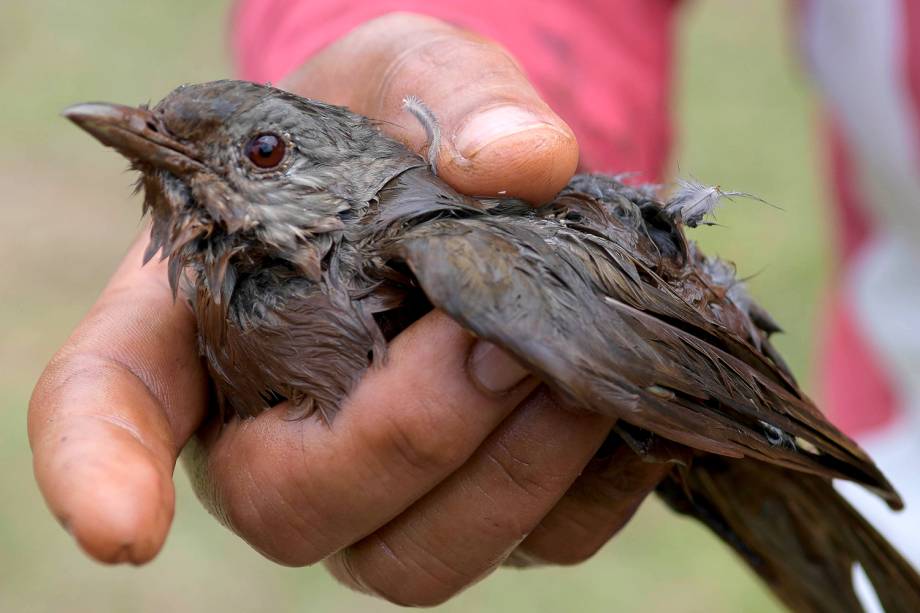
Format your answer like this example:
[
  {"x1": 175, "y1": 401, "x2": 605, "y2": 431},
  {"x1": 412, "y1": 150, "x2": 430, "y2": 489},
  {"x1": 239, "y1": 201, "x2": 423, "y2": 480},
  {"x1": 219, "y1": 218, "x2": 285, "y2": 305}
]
[{"x1": 0, "y1": 0, "x2": 827, "y2": 611}]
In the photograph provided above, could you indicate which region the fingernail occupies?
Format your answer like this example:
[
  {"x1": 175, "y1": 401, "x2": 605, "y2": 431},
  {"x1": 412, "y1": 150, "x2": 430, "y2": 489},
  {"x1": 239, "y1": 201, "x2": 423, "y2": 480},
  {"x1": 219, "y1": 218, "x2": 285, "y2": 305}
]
[
  {"x1": 455, "y1": 105, "x2": 556, "y2": 159},
  {"x1": 468, "y1": 340, "x2": 532, "y2": 394}
]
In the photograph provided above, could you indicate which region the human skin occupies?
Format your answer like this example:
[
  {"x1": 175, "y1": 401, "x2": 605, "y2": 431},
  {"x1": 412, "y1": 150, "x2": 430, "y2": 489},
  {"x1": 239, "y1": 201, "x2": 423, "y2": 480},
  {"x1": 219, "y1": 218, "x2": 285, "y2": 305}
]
[{"x1": 29, "y1": 13, "x2": 668, "y2": 606}]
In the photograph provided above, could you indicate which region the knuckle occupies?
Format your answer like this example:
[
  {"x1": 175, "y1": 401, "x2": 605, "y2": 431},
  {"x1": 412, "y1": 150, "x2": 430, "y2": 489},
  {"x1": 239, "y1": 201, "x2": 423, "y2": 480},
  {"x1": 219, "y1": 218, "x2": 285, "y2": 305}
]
[
  {"x1": 377, "y1": 393, "x2": 471, "y2": 474},
  {"x1": 221, "y1": 445, "x2": 334, "y2": 567},
  {"x1": 477, "y1": 505, "x2": 528, "y2": 544},
  {"x1": 29, "y1": 351, "x2": 156, "y2": 444},
  {"x1": 486, "y1": 439, "x2": 566, "y2": 500},
  {"x1": 417, "y1": 35, "x2": 492, "y2": 66},
  {"x1": 519, "y1": 503, "x2": 635, "y2": 567},
  {"x1": 346, "y1": 535, "x2": 476, "y2": 607},
  {"x1": 224, "y1": 495, "x2": 320, "y2": 567},
  {"x1": 31, "y1": 350, "x2": 107, "y2": 409},
  {"x1": 379, "y1": 31, "x2": 519, "y2": 102}
]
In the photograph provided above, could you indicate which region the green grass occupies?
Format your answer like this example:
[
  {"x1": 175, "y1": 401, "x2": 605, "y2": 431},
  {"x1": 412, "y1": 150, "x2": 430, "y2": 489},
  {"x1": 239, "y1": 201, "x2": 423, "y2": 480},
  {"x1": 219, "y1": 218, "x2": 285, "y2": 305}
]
[{"x1": 0, "y1": 1, "x2": 827, "y2": 611}]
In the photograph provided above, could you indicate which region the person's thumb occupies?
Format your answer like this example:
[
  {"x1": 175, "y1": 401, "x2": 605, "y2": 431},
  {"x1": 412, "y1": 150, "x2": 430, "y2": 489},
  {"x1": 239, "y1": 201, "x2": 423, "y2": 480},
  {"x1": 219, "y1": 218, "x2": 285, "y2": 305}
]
[{"x1": 282, "y1": 12, "x2": 578, "y2": 203}]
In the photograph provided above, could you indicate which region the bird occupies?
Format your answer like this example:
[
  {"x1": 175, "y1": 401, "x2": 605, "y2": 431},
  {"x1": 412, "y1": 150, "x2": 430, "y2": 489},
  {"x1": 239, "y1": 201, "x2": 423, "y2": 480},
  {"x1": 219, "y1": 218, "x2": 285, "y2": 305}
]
[{"x1": 64, "y1": 80, "x2": 920, "y2": 612}]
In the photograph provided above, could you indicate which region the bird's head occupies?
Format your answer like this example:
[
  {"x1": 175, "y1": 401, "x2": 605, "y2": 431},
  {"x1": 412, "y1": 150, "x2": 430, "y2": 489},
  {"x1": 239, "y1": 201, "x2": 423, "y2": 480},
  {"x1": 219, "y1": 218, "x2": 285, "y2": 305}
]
[{"x1": 64, "y1": 80, "x2": 420, "y2": 296}]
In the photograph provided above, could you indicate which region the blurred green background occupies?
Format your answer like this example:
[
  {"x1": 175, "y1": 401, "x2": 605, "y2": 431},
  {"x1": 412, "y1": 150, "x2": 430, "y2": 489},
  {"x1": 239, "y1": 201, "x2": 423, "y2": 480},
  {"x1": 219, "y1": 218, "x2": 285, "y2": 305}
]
[{"x1": 0, "y1": 1, "x2": 828, "y2": 611}]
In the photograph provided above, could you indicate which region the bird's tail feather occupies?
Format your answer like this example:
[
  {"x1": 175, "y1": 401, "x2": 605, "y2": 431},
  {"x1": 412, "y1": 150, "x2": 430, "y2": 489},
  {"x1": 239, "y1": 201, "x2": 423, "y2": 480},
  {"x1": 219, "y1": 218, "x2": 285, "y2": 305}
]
[{"x1": 656, "y1": 457, "x2": 920, "y2": 612}]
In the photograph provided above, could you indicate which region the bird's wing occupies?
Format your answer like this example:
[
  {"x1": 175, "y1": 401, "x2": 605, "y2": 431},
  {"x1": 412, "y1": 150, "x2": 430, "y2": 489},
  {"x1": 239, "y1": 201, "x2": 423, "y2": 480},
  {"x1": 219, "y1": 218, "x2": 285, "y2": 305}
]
[{"x1": 390, "y1": 216, "x2": 900, "y2": 506}]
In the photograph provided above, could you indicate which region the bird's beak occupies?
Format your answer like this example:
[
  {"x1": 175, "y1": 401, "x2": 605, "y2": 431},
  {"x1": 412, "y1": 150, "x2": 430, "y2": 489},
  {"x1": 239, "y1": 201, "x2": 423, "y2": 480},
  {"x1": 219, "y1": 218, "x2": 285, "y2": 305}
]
[{"x1": 62, "y1": 102, "x2": 203, "y2": 176}]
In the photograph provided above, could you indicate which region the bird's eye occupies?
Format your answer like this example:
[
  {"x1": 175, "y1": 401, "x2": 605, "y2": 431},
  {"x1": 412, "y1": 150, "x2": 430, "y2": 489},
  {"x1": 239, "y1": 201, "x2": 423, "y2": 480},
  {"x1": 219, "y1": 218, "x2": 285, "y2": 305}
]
[{"x1": 244, "y1": 133, "x2": 285, "y2": 168}]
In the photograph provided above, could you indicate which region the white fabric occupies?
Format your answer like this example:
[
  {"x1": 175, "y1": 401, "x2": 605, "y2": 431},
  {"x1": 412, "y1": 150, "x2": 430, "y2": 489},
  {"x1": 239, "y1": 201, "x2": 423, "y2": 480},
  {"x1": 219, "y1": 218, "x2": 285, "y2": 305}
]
[{"x1": 805, "y1": 0, "x2": 920, "y2": 236}]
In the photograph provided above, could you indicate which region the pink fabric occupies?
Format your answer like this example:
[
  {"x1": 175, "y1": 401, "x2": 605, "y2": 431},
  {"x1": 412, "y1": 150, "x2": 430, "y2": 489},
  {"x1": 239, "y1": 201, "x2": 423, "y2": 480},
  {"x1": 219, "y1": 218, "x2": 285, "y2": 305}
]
[
  {"x1": 232, "y1": 0, "x2": 679, "y2": 180},
  {"x1": 815, "y1": 118, "x2": 900, "y2": 435},
  {"x1": 819, "y1": 293, "x2": 897, "y2": 435},
  {"x1": 904, "y1": 0, "x2": 920, "y2": 174},
  {"x1": 825, "y1": 120, "x2": 873, "y2": 267}
]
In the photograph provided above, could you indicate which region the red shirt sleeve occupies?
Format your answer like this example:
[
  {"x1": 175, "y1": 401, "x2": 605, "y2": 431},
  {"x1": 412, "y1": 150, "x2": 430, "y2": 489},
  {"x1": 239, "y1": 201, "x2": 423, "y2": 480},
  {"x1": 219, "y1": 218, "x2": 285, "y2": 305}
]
[{"x1": 232, "y1": 0, "x2": 679, "y2": 179}]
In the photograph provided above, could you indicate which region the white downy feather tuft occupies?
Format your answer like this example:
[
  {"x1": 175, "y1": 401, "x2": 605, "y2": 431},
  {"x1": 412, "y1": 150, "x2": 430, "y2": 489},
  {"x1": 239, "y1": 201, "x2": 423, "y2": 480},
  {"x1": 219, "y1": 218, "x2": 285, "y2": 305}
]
[{"x1": 664, "y1": 179, "x2": 771, "y2": 227}]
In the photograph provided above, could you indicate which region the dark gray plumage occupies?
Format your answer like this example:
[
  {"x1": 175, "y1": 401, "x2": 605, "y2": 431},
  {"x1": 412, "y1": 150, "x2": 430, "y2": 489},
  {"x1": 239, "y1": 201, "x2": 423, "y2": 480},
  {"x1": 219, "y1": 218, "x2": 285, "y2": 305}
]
[{"x1": 64, "y1": 80, "x2": 920, "y2": 612}]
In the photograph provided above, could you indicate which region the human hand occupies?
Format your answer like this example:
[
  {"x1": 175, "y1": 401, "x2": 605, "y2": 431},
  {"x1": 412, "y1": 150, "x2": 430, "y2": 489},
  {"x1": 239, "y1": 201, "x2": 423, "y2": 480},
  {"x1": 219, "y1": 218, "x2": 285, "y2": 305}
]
[{"x1": 29, "y1": 12, "x2": 668, "y2": 606}]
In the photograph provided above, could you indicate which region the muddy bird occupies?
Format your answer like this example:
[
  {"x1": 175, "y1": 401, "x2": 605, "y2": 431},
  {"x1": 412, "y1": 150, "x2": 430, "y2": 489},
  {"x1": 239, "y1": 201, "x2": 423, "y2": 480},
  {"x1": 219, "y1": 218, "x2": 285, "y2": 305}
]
[{"x1": 64, "y1": 80, "x2": 920, "y2": 612}]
